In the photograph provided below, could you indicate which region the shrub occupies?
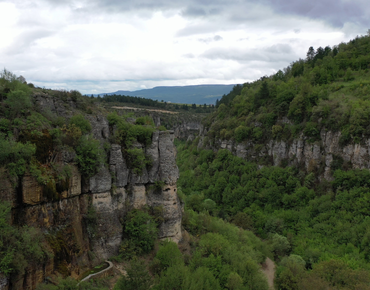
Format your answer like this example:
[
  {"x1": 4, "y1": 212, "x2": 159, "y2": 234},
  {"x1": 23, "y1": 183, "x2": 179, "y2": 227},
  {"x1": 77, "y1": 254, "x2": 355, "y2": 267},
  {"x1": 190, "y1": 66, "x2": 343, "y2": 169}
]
[
  {"x1": 126, "y1": 148, "x2": 151, "y2": 175},
  {"x1": 75, "y1": 135, "x2": 104, "y2": 177},
  {"x1": 155, "y1": 241, "x2": 184, "y2": 271},
  {"x1": 0, "y1": 203, "x2": 50, "y2": 276},
  {"x1": 235, "y1": 126, "x2": 251, "y2": 142},
  {"x1": 114, "y1": 259, "x2": 152, "y2": 290},
  {"x1": 5, "y1": 89, "x2": 32, "y2": 117},
  {"x1": 69, "y1": 114, "x2": 91, "y2": 134},
  {"x1": 122, "y1": 209, "x2": 158, "y2": 255},
  {"x1": 107, "y1": 111, "x2": 122, "y2": 126},
  {"x1": 136, "y1": 116, "x2": 154, "y2": 126}
]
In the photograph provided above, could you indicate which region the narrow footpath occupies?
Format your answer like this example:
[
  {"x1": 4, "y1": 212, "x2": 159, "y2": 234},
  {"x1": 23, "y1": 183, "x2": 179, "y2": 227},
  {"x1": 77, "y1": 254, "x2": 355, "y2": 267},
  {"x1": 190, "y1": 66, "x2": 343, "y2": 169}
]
[{"x1": 261, "y1": 257, "x2": 275, "y2": 289}]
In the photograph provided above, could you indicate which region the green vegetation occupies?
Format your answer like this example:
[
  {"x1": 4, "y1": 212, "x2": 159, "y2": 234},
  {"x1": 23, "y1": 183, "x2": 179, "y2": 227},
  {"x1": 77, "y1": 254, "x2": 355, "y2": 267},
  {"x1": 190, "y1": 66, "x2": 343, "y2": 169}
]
[
  {"x1": 36, "y1": 277, "x2": 110, "y2": 290},
  {"x1": 152, "y1": 213, "x2": 269, "y2": 290},
  {"x1": 113, "y1": 259, "x2": 152, "y2": 290},
  {"x1": 0, "y1": 203, "x2": 51, "y2": 276},
  {"x1": 69, "y1": 114, "x2": 92, "y2": 134},
  {"x1": 75, "y1": 135, "x2": 104, "y2": 177},
  {"x1": 205, "y1": 34, "x2": 370, "y2": 146},
  {"x1": 118, "y1": 209, "x2": 158, "y2": 259},
  {"x1": 107, "y1": 112, "x2": 154, "y2": 173},
  {"x1": 176, "y1": 138, "x2": 370, "y2": 289},
  {"x1": 97, "y1": 93, "x2": 216, "y2": 113}
]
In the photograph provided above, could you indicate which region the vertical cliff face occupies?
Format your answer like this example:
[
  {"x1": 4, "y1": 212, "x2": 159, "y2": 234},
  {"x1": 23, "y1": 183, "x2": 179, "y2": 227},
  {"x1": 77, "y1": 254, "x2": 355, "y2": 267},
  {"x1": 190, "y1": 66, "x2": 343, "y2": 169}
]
[
  {"x1": 199, "y1": 128, "x2": 369, "y2": 180},
  {"x1": 89, "y1": 130, "x2": 181, "y2": 261},
  {"x1": 1, "y1": 105, "x2": 181, "y2": 290}
]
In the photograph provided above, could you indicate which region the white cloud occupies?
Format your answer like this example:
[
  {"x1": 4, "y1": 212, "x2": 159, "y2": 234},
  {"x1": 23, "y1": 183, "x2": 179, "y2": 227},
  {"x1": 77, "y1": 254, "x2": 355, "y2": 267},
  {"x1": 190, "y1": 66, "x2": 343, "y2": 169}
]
[{"x1": 0, "y1": 0, "x2": 368, "y2": 94}]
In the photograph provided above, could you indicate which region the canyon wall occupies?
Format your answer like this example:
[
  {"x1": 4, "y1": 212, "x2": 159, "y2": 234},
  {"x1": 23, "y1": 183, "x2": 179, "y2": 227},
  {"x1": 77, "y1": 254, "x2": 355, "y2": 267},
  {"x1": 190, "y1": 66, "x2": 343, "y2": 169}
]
[
  {"x1": 199, "y1": 128, "x2": 368, "y2": 180},
  {"x1": 0, "y1": 94, "x2": 182, "y2": 290}
]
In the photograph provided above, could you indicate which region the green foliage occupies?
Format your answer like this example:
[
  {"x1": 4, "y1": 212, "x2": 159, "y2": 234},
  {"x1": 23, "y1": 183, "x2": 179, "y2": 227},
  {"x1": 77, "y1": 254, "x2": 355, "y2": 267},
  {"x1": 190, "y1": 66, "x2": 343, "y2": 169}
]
[
  {"x1": 126, "y1": 148, "x2": 152, "y2": 175},
  {"x1": 234, "y1": 125, "x2": 251, "y2": 142},
  {"x1": 204, "y1": 34, "x2": 370, "y2": 145},
  {"x1": 0, "y1": 135, "x2": 36, "y2": 178},
  {"x1": 36, "y1": 277, "x2": 110, "y2": 290},
  {"x1": 75, "y1": 135, "x2": 104, "y2": 177},
  {"x1": 5, "y1": 89, "x2": 32, "y2": 116},
  {"x1": 114, "y1": 259, "x2": 152, "y2": 290},
  {"x1": 107, "y1": 111, "x2": 122, "y2": 126},
  {"x1": 155, "y1": 241, "x2": 184, "y2": 271},
  {"x1": 69, "y1": 114, "x2": 92, "y2": 134},
  {"x1": 177, "y1": 137, "x2": 370, "y2": 287},
  {"x1": 135, "y1": 116, "x2": 154, "y2": 126},
  {"x1": 0, "y1": 203, "x2": 51, "y2": 277},
  {"x1": 121, "y1": 209, "x2": 158, "y2": 257}
]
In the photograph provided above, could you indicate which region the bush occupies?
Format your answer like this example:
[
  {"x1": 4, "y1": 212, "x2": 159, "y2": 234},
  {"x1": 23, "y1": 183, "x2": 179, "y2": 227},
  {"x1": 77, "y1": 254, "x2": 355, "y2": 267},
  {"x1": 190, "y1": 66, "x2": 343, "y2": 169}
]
[
  {"x1": 69, "y1": 114, "x2": 91, "y2": 134},
  {"x1": 235, "y1": 126, "x2": 251, "y2": 142},
  {"x1": 5, "y1": 89, "x2": 32, "y2": 117},
  {"x1": 136, "y1": 116, "x2": 154, "y2": 126},
  {"x1": 122, "y1": 210, "x2": 158, "y2": 256},
  {"x1": 126, "y1": 148, "x2": 151, "y2": 175},
  {"x1": 75, "y1": 135, "x2": 104, "y2": 177},
  {"x1": 114, "y1": 259, "x2": 152, "y2": 290},
  {"x1": 0, "y1": 203, "x2": 50, "y2": 276},
  {"x1": 155, "y1": 241, "x2": 183, "y2": 271}
]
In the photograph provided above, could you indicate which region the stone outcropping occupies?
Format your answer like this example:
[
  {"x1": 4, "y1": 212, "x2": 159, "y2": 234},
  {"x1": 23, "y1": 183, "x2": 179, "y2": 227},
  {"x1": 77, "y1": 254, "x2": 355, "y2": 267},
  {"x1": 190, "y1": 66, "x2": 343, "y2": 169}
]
[
  {"x1": 200, "y1": 128, "x2": 370, "y2": 180},
  {"x1": 1, "y1": 100, "x2": 181, "y2": 289}
]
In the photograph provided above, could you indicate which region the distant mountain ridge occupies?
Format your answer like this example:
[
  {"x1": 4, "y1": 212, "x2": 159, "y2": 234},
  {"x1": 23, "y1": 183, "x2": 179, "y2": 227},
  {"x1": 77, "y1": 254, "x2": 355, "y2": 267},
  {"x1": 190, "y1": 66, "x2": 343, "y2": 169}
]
[{"x1": 94, "y1": 84, "x2": 236, "y2": 104}]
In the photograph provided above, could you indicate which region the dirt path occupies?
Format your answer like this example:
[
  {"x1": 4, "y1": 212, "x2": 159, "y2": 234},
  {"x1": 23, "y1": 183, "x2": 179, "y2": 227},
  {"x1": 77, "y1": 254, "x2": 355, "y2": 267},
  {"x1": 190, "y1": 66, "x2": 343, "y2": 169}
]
[
  {"x1": 111, "y1": 106, "x2": 179, "y2": 114},
  {"x1": 261, "y1": 257, "x2": 275, "y2": 289}
]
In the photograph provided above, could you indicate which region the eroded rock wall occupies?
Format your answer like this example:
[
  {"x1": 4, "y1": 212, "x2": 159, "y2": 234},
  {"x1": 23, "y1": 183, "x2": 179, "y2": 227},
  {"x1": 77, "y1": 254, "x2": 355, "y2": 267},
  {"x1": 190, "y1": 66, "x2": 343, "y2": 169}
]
[
  {"x1": 1, "y1": 103, "x2": 181, "y2": 289},
  {"x1": 200, "y1": 128, "x2": 370, "y2": 180}
]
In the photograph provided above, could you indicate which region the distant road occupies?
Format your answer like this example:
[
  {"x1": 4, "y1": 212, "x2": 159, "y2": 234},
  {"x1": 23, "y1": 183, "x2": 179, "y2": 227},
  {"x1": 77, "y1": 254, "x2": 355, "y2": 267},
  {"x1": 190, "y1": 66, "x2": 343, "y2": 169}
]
[{"x1": 111, "y1": 106, "x2": 178, "y2": 114}]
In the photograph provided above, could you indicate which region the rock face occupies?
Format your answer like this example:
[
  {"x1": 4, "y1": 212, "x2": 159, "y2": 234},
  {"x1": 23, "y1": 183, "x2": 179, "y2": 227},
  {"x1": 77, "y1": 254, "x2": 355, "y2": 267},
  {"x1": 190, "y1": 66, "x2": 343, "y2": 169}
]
[
  {"x1": 2, "y1": 106, "x2": 181, "y2": 289},
  {"x1": 202, "y1": 129, "x2": 370, "y2": 180}
]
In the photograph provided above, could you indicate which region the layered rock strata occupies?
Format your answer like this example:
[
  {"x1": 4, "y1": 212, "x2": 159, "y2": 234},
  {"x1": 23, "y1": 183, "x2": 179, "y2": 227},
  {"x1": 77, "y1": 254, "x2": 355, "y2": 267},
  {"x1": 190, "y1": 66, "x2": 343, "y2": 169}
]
[
  {"x1": 199, "y1": 129, "x2": 370, "y2": 180},
  {"x1": 1, "y1": 112, "x2": 181, "y2": 290}
]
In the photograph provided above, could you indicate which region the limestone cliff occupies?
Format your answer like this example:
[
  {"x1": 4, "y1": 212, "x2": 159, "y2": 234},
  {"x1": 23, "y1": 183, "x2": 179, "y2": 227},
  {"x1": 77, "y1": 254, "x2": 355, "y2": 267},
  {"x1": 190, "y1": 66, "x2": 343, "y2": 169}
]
[
  {"x1": 199, "y1": 128, "x2": 368, "y2": 180},
  {"x1": 0, "y1": 94, "x2": 182, "y2": 290},
  {"x1": 103, "y1": 106, "x2": 204, "y2": 141}
]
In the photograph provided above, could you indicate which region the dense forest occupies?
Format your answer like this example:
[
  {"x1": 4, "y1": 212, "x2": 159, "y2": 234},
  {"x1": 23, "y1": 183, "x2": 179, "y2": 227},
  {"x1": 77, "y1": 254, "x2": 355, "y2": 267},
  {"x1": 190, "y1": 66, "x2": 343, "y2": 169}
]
[
  {"x1": 176, "y1": 33, "x2": 370, "y2": 289},
  {"x1": 0, "y1": 70, "x2": 271, "y2": 290},
  {"x1": 206, "y1": 34, "x2": 370, "y2": 145},
  {"x1": 3, "y1": 33, "x2": 370, "y2": 290}
]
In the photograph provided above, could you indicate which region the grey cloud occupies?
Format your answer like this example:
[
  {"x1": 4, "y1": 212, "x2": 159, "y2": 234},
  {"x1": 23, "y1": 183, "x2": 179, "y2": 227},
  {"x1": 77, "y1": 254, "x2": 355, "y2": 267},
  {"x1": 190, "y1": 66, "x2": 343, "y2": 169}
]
[
  {"x1": 259, "y1": 0, "x2": 370, "y2": 27},
  {"x1": 32, "y1": 0, "x2": 370, "y2": 32},
  {"x1": 182, "y1": 6, "x2": 207, "y2": 17},
  {"x1": 201, "y1": 43, "x2": 296, "y2": 63},
  {"x1": 214, "y1": 35, "x2": 222, "y2": 41},
  {"x1": 183, "y1": 53, "x2": 195, "y2": 58},
  {"x1": 4, "y1": 29, "x2": 55, "y2": 55},
  {"x1": 198, "y1": 35, "x2": 223, "y2": 43}
]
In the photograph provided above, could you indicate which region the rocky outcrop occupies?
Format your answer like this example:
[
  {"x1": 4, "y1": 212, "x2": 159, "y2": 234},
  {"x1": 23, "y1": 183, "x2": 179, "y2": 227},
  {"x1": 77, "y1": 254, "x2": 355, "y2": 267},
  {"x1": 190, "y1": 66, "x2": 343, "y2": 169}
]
[
  {"x1": 173, "y1": 121, "x2": 203, "y2": 141},
  {"x1": 2, "y1": 111, "x2": 181, "y2": 289},
  {"x1": 90, "y1": 130, "x2": 181, "y2": 260},
  {"x1": 202, "y1": 128, "x2": 370, "y2": 180}
]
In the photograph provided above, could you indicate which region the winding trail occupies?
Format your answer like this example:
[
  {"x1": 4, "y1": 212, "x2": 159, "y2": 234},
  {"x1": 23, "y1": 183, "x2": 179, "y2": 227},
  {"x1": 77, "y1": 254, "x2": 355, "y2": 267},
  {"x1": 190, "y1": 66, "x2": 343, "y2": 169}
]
[
  {"x1": 78, "y1": 261, "x2": 113, "y2": 285},
  {"x1": 261, "y1": 257, "x2": 275, "y2": 289}
]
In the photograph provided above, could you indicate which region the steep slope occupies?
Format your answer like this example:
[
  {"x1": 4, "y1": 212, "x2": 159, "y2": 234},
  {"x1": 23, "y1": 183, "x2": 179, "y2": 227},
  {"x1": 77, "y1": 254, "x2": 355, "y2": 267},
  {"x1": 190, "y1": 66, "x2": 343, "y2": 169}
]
[
  {"x1": 0, "y1": 74, "x2": 181, "y2": 289},
  {"x1": 200, "y1": 34, "x2": 370, "y2": 179},
  {"x1": 177, "y1": 34, "x2": 370, "y2": 290}
]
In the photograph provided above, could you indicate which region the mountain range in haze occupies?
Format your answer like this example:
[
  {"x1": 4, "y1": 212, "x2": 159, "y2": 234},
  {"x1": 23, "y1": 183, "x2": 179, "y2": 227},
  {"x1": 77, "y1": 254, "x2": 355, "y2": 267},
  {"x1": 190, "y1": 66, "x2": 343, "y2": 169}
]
[{"x1": 93, "y1": 84, "x2": 236, "y2": 104}]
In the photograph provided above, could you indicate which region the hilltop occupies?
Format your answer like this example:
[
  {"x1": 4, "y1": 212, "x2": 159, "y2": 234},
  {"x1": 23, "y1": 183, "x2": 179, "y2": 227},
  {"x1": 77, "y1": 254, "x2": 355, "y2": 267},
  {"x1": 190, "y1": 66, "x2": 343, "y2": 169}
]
[{"x1": 94, "y1": 84, "x2": 235, "y2": 105}]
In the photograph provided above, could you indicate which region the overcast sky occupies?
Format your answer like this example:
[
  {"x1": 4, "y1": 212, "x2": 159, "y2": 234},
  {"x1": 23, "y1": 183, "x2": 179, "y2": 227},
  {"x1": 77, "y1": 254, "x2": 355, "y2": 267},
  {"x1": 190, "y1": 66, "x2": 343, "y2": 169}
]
[{"x1": 1, "y1": 0, "x2": 369, "y2": 94}]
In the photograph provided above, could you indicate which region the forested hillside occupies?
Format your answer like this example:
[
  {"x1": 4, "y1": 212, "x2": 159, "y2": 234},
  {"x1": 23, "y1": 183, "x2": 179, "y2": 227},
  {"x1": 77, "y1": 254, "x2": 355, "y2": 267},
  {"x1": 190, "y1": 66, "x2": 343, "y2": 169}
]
[
  {"x1": 206, "y1": 34, "x2": 370, "y2": 146},
  {"x1": 0, "y1": 69, "x2": 273, "y2": 290},
  {"x1": 177, "y1": 34, "x2": 370, "y2": 290}
]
